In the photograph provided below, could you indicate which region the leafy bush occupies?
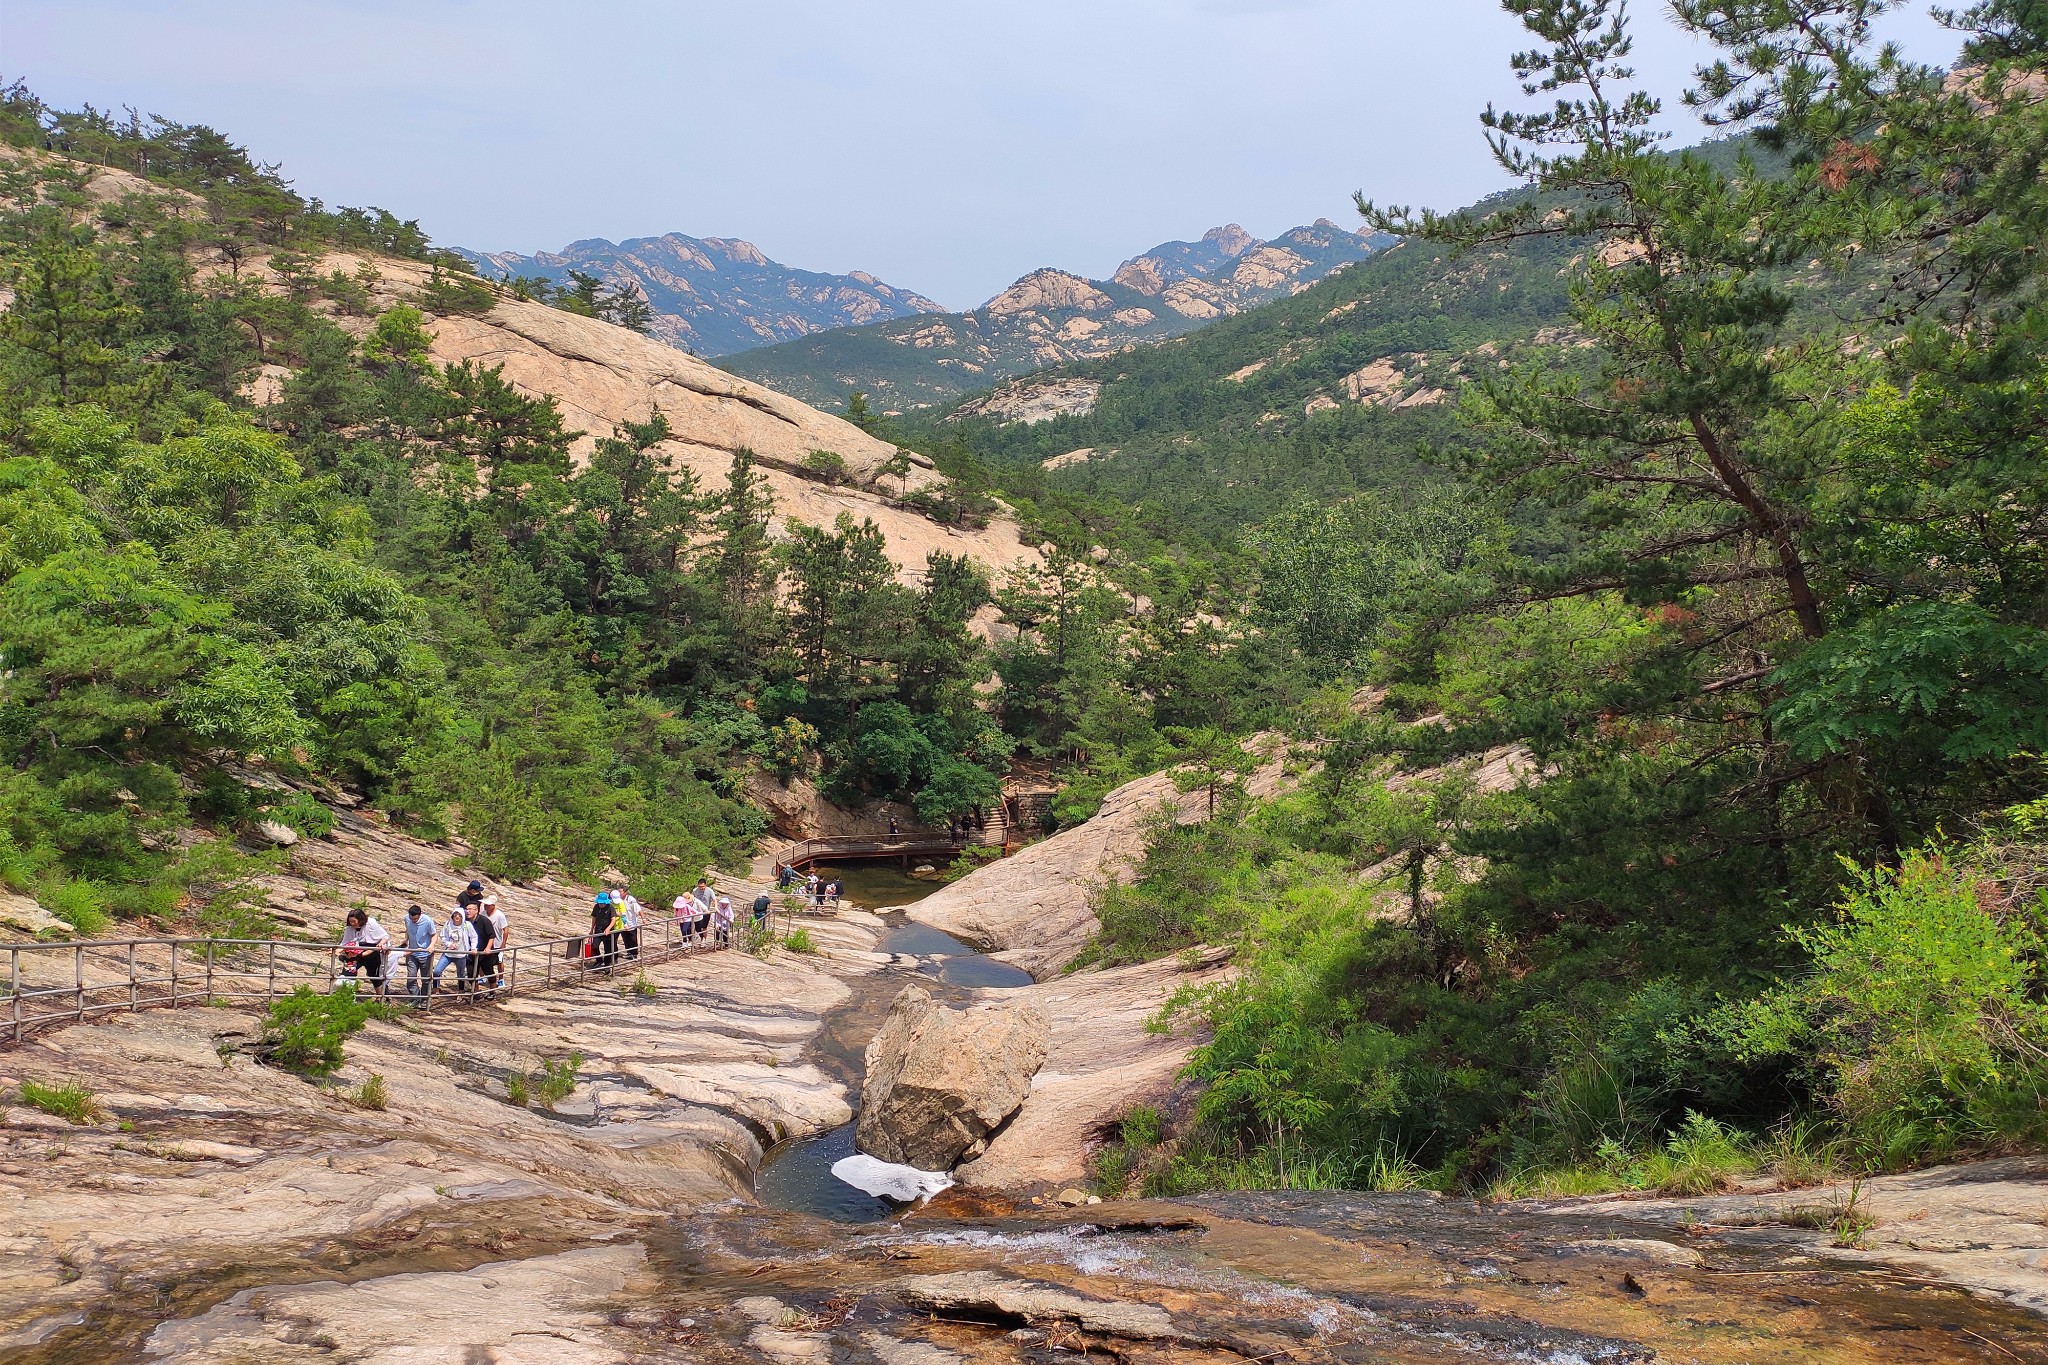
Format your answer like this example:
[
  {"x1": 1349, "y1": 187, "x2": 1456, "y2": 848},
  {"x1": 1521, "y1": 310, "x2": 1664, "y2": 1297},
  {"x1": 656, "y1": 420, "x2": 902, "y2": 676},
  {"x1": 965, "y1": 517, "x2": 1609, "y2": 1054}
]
[
  {"x1": 1711, "y1": 849, "x2": 2048, "y2": 1169},
  {"x1": 783, "y1": 927, "x2": 818, "y2": 955},
  {"x1": 19, "y1": 1079, "x2": 100, "y2": 1124},
  {"x1": 801, "y1": 450, "x2": 850, "y2": 485},
  {"x1": 534, "y1": 1053, "x2": 582, "y2": 1109},
  {"x1": 42, "y1": 879, "x2": 108, "y2": 936},
  {"x1": 261, "y1": 791, "x2": 335, "y2": 839},
  {"x1": 1636, "y1": 1111, "x2": 1753, "y2": 1195},
  {"x1": 261, "y1": 984, "x2": 383, "y2": 1076}
]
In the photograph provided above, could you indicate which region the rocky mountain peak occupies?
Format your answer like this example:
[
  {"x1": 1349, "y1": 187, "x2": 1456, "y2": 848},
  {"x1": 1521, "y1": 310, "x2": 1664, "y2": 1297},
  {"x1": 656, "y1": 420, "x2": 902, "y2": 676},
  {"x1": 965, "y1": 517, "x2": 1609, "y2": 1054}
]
[
  {"x1": 983, "y1": 269, "x2": 1114, "y2": 317},
  {"x1": 1202, "y1": 223, "x2": 1257, "y2": 257},
  {"x1": 458, "y1": 232, "x2": 941, "y2": 357}
]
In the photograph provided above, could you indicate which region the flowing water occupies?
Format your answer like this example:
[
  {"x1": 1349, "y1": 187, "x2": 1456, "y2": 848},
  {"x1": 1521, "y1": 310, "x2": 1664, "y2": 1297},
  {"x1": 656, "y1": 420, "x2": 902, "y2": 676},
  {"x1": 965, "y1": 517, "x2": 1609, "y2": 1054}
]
[{"x1": 754, "y1": 857, "x2": 1030, "y2": 1223}]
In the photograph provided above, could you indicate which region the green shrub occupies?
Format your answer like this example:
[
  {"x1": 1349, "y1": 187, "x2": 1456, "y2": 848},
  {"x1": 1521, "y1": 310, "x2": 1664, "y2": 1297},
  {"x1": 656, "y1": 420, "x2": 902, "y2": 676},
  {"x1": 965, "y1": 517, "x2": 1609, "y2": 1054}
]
[
  {"x1": 783, "y1": 927, "x2": 818, "y2": 955},
  {"x1": 262, "y1": 791, "x2": 335, "y2": 839},
  {"x1": 261, "y1": 984, "x2": 383, "y2": 1076},
  {"x1": 1120, "y1": 1104, "x2": 1165, "y2": 1148},
  {"x1": 1637, "y1": 1111, "x2": 1754, "y2": 1195},
  {"x1": 19, "y1": 1079, "x2": 100, "y2": 1124},
  {"x1": 1710, "y1": 848, "x2": 2048, "y2": 1170},
  {"x1": 626, "y1": 970, "x2": 658, "y2": 998},
  {"x1": 801, "y1": 449, "x2": 849, "y2": 485},
  {"x1": 534, "y1": 1053, "x2": 582, "y2": 1109},
  {"x1": 505, "y1": 1073, "x2": 531, "y2": 1106}
]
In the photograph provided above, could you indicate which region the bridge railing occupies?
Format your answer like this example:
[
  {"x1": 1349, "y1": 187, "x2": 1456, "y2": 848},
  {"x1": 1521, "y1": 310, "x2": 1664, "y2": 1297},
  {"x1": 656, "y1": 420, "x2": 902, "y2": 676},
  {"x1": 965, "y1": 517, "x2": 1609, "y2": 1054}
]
[
  {"x1": 776, "y1": 833, "x2": 970, "y2": 870},
  {"x1": 0, "y1": 907, "x2": 790, "y2": 1047}
]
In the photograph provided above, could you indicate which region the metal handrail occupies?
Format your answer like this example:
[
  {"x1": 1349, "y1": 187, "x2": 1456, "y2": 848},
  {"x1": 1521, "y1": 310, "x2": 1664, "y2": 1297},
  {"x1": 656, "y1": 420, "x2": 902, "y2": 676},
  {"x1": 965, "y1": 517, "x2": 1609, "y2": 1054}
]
[
  {"x1": 776, "y1": 833, "x2": 970, "y2": 870},
  {"x1": 0, "y1": 903, "x2": 801, "y2": 1046}
]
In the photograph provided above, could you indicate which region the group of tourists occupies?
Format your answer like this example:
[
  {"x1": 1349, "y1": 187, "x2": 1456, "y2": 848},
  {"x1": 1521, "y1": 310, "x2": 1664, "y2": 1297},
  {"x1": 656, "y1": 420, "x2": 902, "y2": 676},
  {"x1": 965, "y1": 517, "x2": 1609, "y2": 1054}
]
[
  {"x1": 774, "y1": 864, "x2": 843, "y2": 909},
  {"x1": 338, "y1": 880, "x2": 509, "y2": 1001},
  {"x1": 336, "y1": 873, "x2": 779, "y2": 1003}
]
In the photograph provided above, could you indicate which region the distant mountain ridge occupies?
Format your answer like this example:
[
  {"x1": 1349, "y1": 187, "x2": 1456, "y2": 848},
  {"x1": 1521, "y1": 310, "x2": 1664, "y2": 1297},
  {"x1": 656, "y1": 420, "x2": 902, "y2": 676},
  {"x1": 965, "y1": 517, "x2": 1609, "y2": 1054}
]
[
  {"x1": 456, "y1": 233, "x2": 944, "y2": 358},
  {"x1": 718, "y1": 221, "x2": 1392, "y2": 412}
]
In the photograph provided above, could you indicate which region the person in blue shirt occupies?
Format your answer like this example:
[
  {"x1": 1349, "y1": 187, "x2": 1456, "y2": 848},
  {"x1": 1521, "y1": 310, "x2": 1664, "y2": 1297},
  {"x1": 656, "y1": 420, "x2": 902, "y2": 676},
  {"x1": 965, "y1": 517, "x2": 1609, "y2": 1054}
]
[{"x1": 401, "y1": 904, "x2": 437, "y2": 1001}]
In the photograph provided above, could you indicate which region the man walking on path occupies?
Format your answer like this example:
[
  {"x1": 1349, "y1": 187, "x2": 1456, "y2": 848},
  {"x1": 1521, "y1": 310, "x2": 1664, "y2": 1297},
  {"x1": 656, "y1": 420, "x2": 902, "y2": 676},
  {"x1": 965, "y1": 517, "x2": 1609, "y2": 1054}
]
[
  {"x1": 402, "y1": 904, "x2": 436, "y2": 1001},
  {"x1": 751, "y1": 891, "x2": 772, "y2": 934},
  {"x1": 484, "y1": 895, "x2": 509, "y2": 990},
  {"x1": 466, "y1": 900, "x2": 496, "y2": 995}
]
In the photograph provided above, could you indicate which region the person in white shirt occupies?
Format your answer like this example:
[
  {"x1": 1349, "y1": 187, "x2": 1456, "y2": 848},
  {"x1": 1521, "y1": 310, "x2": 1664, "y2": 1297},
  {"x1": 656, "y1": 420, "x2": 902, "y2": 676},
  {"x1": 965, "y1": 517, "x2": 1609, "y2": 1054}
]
[
  {"x1": 484, "y1": 894, "x2": 509, "y2": 990},
  {"x1": 712, "y1": 894, "x2": 735, "y2": 948},
  {"x1": 615, "y1": 885, "x2": 643, "y2": 960},
  {"x1": 341, "y1": 910, "x2": 391, "y2": 996},
  {"x1": 437, "y1": 907, "x2": 477, "y2": 995}
]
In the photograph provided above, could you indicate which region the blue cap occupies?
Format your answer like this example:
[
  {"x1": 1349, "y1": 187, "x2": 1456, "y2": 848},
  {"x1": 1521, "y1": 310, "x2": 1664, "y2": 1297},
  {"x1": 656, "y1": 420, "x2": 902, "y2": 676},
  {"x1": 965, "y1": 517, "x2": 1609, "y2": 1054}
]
[{"x1": 595, "y1": 891, "x2": 611, "y2": 905}]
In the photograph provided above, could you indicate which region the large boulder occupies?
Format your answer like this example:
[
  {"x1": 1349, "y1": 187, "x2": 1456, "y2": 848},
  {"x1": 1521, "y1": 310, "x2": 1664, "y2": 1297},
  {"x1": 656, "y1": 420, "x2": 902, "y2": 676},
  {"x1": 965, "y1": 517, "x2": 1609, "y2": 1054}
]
[{"x1": 856, "y1": 985, "x2": 1049, "y2": 1170}]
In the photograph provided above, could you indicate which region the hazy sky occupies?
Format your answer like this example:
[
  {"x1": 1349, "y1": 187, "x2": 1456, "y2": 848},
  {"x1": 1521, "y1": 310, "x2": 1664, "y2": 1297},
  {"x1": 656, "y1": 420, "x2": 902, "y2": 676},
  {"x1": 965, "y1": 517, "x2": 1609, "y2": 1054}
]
[{"x1": 8, "y1": 1, "x2": 1962, "y2": 309}]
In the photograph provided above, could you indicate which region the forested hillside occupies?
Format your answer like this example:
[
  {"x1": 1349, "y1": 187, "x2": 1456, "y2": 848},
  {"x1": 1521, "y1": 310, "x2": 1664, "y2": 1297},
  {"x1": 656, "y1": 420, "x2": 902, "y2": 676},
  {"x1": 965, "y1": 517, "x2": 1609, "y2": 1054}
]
[
  {"x1": 1000, "y1": 1, "x2": 2048, "y2": 1196},
  {"x1": 0, "y1": 83, "x2": 1311, "y2": 941}
]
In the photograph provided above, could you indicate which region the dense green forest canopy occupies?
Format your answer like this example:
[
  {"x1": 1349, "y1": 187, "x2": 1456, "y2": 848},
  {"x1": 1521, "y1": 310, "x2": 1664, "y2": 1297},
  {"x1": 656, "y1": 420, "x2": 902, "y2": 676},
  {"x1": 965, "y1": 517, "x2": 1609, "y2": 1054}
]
[{"x1": 1051, "y1": 0, "x2": 2048, "y2": 1194}]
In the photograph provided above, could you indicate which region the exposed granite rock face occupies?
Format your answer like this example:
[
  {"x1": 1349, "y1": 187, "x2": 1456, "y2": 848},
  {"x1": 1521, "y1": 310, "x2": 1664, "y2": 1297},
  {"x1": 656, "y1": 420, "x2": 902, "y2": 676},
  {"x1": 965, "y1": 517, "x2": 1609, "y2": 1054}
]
[
  {"x1": 895, "y1": 1271, "x2": 1183, "y2": 1341},
  {"x1": 907, "y1": 740, "x2": 1291, "y2": 977},
  {"x1": 955, "y1": 951, "x2": 1231, "y2": 1192},
  {"x1": 142, "y1": 1244, "x2": 654, "y2": 1362},
  {"x1": 857, "y1": 985, "x2": 1048, "y2": 1170},
  {"x1": 0, "y1": 908, "x2": 883, "y2": 1351},
  {"x1": 953, "y1": 378, "x2": 1102, "y2": 426}
]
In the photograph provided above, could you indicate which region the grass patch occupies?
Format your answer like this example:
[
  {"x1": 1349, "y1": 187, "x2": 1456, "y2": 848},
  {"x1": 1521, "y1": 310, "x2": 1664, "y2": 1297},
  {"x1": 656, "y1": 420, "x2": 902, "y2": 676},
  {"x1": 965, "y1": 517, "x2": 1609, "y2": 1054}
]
[
  {"x1": 505, "y1": 1073, "x2": 530, "y2": 1107},
  {"x1": 534, "y1": 1053, "x2": 582, "y2": 1110},
  {"x1": 19, "y1": 1079, "x2": 101, "y2": 1124},
  {"x1": 345, "y1": 1073, "x2": 389, "y2": 1110},
  {"x1": 624, "y1": 970, "x2": 658, "y2": 998}
]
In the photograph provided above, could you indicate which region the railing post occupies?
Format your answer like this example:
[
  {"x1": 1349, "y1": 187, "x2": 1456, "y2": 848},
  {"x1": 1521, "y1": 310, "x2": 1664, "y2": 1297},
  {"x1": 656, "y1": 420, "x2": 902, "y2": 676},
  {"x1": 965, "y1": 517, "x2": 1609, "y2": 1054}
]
[
  {"x1": 268, "y1": 942, "x2": 278, "y2": 1001},
  {"x1": 506, "y1": 943, "x2": 517, "y2": 997},
  {"x1": 203, "y1": 941, "x2": 212, "y2": 1006},
  {"x1": 74, "y1": 944, "x2": 84, "y2": 1023},
  {"x1": 10, "y1": 947, "x2": 20, "y2": 1044},
  {"x1": 129, "y1": 941, "x2": 138, "y2": 1014},
  {"x1": 170, "y1": 942, "x2": 179, "y2": 1008}
]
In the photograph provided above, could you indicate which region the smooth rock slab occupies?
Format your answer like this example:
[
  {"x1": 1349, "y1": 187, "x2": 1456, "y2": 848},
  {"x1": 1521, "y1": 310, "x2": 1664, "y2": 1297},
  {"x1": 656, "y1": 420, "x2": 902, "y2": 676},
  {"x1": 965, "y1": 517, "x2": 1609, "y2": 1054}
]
[{"x1": 895, "y1": 1271, "x2": 1183, "y2": 1341}]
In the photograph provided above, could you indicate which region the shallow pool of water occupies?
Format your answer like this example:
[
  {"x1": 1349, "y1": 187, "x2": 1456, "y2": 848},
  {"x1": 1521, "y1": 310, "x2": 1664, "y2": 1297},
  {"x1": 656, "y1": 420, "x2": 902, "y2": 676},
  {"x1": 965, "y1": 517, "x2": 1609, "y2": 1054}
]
[
  {"x1": 753, "y1": 1121, "x2": 905, "y2": 1224},
  {"x1": 877, "y1": 919, "x2": 1034, "y2": 989},
  {"x1": 813, "y1": 858, "x2": 950, "y2": 910}
]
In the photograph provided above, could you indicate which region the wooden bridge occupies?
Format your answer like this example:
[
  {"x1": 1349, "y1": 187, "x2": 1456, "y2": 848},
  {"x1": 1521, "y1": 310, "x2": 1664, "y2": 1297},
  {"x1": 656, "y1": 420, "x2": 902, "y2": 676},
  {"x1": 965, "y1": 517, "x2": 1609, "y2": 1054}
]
[{"x1": 776, "y1": 833, "x2": 973, "y2": 872}]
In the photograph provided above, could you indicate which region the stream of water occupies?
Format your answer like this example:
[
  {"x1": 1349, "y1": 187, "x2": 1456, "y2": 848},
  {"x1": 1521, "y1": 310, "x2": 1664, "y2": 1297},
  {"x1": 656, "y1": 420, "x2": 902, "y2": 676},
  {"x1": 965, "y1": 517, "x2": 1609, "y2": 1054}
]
[{"x1": 753, "y1": 858, "x2": 1031, "y2": 1222}]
